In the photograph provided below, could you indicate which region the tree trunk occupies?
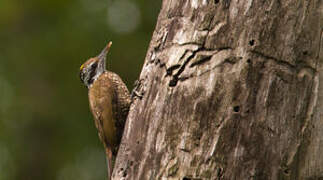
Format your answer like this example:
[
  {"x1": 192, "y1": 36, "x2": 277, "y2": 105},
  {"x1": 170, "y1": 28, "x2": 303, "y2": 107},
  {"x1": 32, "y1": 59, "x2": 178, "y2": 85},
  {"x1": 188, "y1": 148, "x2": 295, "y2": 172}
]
[{"x1": 113, "y1": 0, "x2": 322, "y2": 179}]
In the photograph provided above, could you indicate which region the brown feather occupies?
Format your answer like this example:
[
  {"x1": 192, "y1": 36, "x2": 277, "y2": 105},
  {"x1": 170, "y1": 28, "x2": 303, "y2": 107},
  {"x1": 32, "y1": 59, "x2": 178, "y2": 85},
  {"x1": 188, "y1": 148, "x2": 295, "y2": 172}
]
[
  {"x1": 88, "y1": 71, "x2": 130, "y2": 153},
  {"x1": 81, "y1": 42, "x2": 130, "y2": 179}
]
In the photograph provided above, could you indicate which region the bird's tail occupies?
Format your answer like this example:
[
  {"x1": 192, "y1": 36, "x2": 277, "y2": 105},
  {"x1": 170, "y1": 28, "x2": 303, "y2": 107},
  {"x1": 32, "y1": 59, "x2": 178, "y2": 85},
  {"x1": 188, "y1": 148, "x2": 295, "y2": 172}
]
[{"x1": 106, "y1": 148, "x2": 114, "y2": 180}]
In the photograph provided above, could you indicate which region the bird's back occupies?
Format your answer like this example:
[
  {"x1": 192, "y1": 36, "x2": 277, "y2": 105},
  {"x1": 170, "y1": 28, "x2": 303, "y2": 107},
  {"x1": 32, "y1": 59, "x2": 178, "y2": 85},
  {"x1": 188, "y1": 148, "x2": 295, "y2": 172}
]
[{"x1": 88, "y1": 71, "x2": 131, "y2": 154}]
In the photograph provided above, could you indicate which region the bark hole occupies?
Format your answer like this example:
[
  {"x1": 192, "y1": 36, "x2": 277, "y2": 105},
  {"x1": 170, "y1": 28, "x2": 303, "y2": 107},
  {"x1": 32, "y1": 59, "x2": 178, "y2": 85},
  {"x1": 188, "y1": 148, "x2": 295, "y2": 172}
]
[
  {"x1": 249, "y1": 39, "x2": 255, "y2": 46},
  {"x1": 169, "y1": 78, "x2": 178, "y2": 87},
  {"x1": 233, "y1": 105, "x2": 240, "y2": 112}
]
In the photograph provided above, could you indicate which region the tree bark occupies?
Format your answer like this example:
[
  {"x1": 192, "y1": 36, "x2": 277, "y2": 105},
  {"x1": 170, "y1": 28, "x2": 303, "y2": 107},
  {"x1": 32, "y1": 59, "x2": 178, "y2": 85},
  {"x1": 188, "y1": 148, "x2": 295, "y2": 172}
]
[{"x1": 113, "y1": 0, "x2": 322, "y2": 179}]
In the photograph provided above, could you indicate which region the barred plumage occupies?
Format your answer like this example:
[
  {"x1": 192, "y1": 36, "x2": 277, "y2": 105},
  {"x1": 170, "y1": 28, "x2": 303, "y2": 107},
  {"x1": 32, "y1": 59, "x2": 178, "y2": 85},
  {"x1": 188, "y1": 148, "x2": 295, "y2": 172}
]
[{"x1": 80, "y1": 42, "x2": 130, "y2": 180}]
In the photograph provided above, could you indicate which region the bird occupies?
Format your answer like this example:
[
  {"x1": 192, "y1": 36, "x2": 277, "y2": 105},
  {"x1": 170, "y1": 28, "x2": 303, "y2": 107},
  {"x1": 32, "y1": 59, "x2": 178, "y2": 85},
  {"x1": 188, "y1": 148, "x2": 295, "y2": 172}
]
[{"x1": 79, "y1": 41, "x2": 131, "y2": 179}]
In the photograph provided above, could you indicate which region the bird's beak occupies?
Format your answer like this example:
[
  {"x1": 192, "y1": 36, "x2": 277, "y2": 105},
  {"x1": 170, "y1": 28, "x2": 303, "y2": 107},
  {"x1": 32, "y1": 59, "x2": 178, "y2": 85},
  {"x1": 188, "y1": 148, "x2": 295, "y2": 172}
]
[{"x1": 98, "y1": 41, "x2": 112, "y2": 61}]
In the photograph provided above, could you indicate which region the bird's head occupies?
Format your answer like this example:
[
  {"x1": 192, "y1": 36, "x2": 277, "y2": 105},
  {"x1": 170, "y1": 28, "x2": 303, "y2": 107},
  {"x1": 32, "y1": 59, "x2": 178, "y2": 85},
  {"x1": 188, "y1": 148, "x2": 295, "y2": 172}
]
[{"x1": 79, "y1": 41, "x2": 112, "y2": 88}]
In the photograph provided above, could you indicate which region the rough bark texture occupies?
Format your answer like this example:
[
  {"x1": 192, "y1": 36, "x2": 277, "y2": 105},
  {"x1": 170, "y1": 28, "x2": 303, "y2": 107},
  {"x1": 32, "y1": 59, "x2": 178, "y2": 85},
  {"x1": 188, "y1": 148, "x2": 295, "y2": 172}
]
[{"x1": 113, "y1": 0, "x2": 322, "y2": 179}]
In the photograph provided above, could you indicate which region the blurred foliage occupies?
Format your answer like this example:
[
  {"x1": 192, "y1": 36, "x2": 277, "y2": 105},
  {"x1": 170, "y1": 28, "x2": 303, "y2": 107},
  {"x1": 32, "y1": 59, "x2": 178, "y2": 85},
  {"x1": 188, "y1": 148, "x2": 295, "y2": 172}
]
[{"x1": 0, "y1": 0, "x2": 161, "y2": 179}]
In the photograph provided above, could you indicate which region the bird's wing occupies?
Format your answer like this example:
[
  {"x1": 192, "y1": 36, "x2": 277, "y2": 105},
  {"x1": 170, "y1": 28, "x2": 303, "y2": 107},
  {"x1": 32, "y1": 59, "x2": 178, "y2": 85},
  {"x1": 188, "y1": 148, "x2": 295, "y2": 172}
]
[{"x1": 108, "y1": 72, "x2": 131, "y2": 152}]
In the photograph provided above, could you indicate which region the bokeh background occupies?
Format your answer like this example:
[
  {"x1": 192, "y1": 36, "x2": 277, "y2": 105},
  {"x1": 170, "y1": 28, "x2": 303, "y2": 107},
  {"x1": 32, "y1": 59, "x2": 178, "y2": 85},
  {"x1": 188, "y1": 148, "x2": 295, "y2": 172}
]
[{"x1": 0, "y1": 0, "x2": 161, "y2": 179}]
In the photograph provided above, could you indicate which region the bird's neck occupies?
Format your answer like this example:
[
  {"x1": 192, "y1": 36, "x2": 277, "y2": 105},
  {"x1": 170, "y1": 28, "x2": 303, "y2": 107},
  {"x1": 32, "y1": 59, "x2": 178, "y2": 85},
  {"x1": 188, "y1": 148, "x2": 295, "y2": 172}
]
[{"x1": 87, "y1": 70, "x2": 106, "y2": 89}]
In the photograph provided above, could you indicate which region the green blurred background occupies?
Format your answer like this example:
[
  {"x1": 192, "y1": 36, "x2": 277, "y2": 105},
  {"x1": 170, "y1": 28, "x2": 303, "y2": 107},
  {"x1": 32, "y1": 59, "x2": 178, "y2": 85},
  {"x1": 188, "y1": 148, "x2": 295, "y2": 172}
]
[{"x1": 0, "y1": 0, "x2": 161, "y2": 179}]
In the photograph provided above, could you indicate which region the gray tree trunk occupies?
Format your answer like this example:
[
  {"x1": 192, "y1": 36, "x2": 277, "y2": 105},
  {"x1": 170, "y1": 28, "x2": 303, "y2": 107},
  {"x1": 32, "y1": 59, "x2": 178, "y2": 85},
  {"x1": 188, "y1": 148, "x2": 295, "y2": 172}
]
[{"x1": 113, "y1": 0, "x2": 322, "y2": 179}]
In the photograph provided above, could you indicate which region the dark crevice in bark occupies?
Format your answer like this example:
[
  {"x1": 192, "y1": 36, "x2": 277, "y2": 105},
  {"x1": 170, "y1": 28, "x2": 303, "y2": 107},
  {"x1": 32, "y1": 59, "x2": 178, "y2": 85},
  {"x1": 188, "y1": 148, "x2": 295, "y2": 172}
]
[
  {"x1": 189, "y1": 56, "x2": 212, "y2": 67},
  {"x1": 250, "y1": 50, "x2": 317, "y2": 72},
  {"x1": 169, "y1": 48, "x2": 200, "y2": 87},
  {"x1": 178, "y1": 52, "x2": 239, "y2": 82},
  {"x1": 166, "y1": 46, "x2": 234, "y2": 85},
  {"x1": 166, "y1": 64, "x2": 181, "y2": 76}
]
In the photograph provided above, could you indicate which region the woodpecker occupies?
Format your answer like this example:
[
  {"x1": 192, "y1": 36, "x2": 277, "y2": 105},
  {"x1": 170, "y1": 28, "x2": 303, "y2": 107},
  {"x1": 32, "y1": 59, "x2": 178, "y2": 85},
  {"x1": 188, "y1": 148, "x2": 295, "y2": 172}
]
[{"x1": 79, "y1": 42, "x2": 131, "y2": 179}]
